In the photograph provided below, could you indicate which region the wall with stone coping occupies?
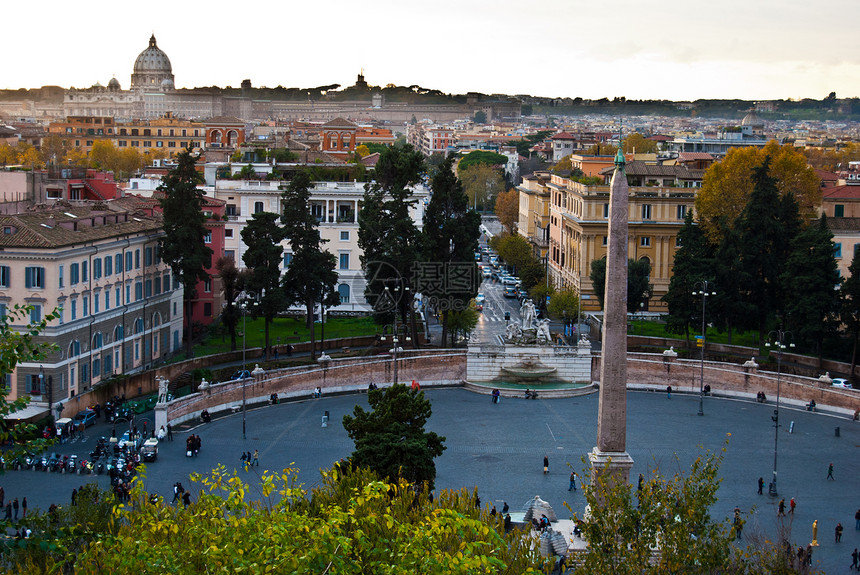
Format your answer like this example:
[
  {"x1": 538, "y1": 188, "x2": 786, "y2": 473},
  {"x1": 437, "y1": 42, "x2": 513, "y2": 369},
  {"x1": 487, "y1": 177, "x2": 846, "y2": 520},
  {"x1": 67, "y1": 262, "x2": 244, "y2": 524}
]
[
  {"x1": 466, "y1": 343, "x2": 592, "y2": 383},
  {"x1": 166, "y1": 350, "x2": 466, "y2": 425},
  {"x1": 592, "y1": 353, "x2": 860, "y2": 415}
]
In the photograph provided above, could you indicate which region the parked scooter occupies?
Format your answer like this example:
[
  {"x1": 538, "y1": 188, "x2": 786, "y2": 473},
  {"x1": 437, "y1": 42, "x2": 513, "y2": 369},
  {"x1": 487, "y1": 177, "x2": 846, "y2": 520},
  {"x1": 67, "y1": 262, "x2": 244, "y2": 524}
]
[
  {"x1": 47, "y1": 453, "x2": 62, "y2": 472},
  {"x1": 77, "y1": 459, "x2": 89, "y2": 475}
]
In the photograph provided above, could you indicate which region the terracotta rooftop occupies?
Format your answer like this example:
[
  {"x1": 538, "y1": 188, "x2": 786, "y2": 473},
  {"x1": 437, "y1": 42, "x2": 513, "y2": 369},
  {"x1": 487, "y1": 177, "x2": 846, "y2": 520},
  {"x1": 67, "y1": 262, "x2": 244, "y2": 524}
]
[
  {"x1": 822, "y1": 184, "x2": 860, "y2": 200},
  {"x1": 323, "y1": 117, "x2": 357, "y2": 129},
  {"x1": 0, "y1": 204, "x2": 162, "y2": 249},
  {"x1": 677, "y1": 152, "x2": 715, "y2": 161}
]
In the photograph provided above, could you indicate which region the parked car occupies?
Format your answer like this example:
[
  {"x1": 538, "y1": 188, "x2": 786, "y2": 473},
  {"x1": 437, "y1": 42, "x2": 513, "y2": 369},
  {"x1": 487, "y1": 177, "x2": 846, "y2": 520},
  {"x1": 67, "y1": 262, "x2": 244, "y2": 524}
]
[
  {"x1": 73, "y1": 409, "x2": 97, "y2": 428},
  {"x1": 231, "y1": 370, "x2": 251, "y2": 380},
  {"x1": 140, "y1": 438, "x2": 159, "y2": 462},
  {"x1": 831, "y1": 378, "x2": 853, "y2": 389}
]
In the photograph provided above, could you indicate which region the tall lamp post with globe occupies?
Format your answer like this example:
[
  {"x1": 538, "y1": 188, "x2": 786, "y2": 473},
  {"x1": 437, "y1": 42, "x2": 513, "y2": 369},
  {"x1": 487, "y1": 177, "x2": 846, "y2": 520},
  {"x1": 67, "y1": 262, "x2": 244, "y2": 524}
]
[
  {"x1": 692, "y1": 281, "x2": 716, "y2": 416},
  {"x1": 765, "y1": 329, "x2": 793, "y2": 497}
]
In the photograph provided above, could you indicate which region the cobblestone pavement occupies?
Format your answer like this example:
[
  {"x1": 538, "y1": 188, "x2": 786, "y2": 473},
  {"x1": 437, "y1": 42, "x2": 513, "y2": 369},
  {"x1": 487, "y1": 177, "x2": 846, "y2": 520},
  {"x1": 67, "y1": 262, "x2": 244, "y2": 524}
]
[{"x1": 2, "y1": 388, "x2": 858, "y2": 572}]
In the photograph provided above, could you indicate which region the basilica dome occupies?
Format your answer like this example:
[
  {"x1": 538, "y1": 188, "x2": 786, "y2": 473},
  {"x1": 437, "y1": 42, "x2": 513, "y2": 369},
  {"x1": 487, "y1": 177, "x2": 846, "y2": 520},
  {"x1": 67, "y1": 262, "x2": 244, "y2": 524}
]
[{"x1": 130, "y1": 35, "x2": 175, "y2": 91}]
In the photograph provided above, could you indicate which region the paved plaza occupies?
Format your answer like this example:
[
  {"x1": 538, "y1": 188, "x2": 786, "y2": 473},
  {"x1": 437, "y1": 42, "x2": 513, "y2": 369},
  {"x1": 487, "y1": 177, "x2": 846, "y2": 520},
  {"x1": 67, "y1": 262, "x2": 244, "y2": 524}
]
[{"x1": 2, "y1": 387, "x2": 858, "y2": 572}]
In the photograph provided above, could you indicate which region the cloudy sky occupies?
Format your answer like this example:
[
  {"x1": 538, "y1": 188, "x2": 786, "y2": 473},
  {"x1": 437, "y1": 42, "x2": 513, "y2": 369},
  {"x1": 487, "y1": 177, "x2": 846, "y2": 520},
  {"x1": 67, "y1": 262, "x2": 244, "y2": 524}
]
[{"x1": 5, "y1": 0, "x2": 858, "y2": 101}]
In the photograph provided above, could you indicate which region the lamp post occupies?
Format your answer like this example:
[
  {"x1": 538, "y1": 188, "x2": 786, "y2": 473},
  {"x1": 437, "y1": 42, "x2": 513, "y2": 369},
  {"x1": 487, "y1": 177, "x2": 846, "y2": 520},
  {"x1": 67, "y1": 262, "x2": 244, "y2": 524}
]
[
  {"x1": 382, "y1": 323, "x2": 410, "y2": 386},
  {"x1": 241, "y1": 301, "x2": 247, "y2": 440},
  {"x1": 692, "y1": 281, "x2": 716, "y2": 416},
  {"x1": 765, "y1": 329, "x2": 794, "y2": 497}
]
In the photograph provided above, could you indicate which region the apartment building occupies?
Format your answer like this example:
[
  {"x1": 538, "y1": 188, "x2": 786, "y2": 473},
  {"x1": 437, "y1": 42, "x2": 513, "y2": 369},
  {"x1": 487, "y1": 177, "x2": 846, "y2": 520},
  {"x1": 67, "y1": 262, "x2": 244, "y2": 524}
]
[
  {"x1": 517, "y1": 172, "x2": 551, "y2": 260},
  {"x1": 215, "y1": 178, "x2": 429, "y2": 312},
  {"x1": 408, "y1": 124, "x2": 454, "y2": 157},
  {"x1": 526, "y1": 163, "x2": 700, "y2": 312},
  {"x1": 0, "y1": 204, "x2": 183, "y2": 412}
]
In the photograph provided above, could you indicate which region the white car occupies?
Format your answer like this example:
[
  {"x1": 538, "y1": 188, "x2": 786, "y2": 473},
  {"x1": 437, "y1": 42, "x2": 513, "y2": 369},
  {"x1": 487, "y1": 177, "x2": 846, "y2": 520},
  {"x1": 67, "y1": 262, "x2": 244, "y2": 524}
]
[
  {"x1": 831, "y1": 378, "x2": 853, "y2": 389},
  {"x1": 502, "y1": 276, "x2": 518, "y2": 286}
]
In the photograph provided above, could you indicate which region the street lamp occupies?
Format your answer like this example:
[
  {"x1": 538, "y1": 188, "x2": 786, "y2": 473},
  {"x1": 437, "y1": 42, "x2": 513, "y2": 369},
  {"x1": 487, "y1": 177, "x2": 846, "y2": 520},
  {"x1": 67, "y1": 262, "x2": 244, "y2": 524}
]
[
  {"x1": 692, "y1": 281, "x2": 716, "y2": 416},
  {"x1": 765, "y1": 329, "x2": 794, "y2": 497},
  {"x1": 236, "y1": 290, "x2": 255, "y2": 441},
  {"x1": 382, "y1": 324, "x2": 410, "y2": 386}
]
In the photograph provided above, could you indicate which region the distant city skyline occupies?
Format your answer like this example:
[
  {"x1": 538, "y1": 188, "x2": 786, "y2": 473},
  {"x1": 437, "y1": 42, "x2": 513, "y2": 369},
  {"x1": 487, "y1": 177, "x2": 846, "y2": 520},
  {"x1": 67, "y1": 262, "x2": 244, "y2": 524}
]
[{"x1": 6, "y1": 0, "x2": 859, "y2": 103}]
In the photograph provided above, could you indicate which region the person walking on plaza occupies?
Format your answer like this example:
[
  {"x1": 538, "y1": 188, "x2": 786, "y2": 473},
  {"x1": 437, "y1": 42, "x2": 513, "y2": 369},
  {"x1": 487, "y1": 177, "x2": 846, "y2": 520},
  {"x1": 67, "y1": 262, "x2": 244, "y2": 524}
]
[
  {"x1": 21, "y1": 497, "x2": 26, "y2": 518},
  {"x1": 0, "y1": 486, "x2": 4, "y2": 508},
  {"x1": 12, "y1": 498, "x2": 18, "y2": 521},
  {"x1": 252, "y1": 449, "x2": 259, "y2": 466},
  {"x1": 855, "y1": 508, "x2": 860, "y2": 530},
  {"x1": 182, "y1": 491, "x2": 191, "y2": 508},
  {"x1": 569, "y1": 471, "x2": 577, "y2": 491},
  {"x1": 167, "y1": 423, "x2": 173, "y2": 442},
  {"x1": 757, "y1": 477, "x2": 764, "y2": 495},
  {"x1": 666, "y1": 385, "x2": 672, "y2": 399},
  {"x1": 778, "y1": 499, "x2": 785, "y2": 517},
  {"x1": 789, "y1": 497, "x2": 796, "y2": 514},
  {"x1": 851, "y1": 548, "x2": 859, "y2": 570},
  {"x1": 836, "y1": 522, "x2": 844, "y2": 543},
  {"x1": 827, "y1": 463, "x2": 835, "y2": 480},
  {"x1": 4, "y1": 502, "x2": 11, "y2": 521},
  {"x1": 543, "y1": 455, "x2": 549, "y2": 475}
]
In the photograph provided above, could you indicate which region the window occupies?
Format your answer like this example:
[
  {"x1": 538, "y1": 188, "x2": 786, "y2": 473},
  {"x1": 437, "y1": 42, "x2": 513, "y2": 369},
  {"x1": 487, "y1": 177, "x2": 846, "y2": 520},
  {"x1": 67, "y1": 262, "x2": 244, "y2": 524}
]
[
  {"x1": 94, "y1": 293, "x2": 99, "y2": 314},
  {"x1": 115, "y1": 287, "x2": 120, "y2": 306},
  {"x1": 204, "y1": 302, "x2": 212, "y2": 317},
  {"x1": 25, "y1": 267, "x2": 45, "y2": 289},
  {"x1": 154, "y1": 277, "x2": 161, "y2": 295},
  {"x1": 203, "y1": 279, "x2": 211, "y2": 293},
  {"x1": 204, "y1": 231, "x2": 212, "y2": 243},
  {"x1": 71, "y1": 299, "x2": 77, "y2": 320},
  {"x1": 145, "y1": 280, "x2": 152, "y2": 298},
  {"x1": 115, "y1": 254, "x2": 121, "y2": 274},
  {"x1": 340, "y1": 231, "x2": 349, "y2": 241},
  {"x1": 602, "y1": 236, "x2": 608, "y2": 246},
  {"x1": 30, "y1": 305, "x2": 41, "y2": 323},
  {"x1": 283, "y1": 253, "x2": 293, "y2": 268},
  {"x1": 82, "y1": 260, "x2": 88, "y2": 281},
  {"x1": 135, "y1": 282, "x2": 143, "y2": 301},
  {"x1": 0, "y1": 302, "x2": 6, "y2": 318},
  {"x1": 135, "y1": 249, "x2": 140, "y2": 269},
  {"x1": 93, "y1": 332, "x2": 103, "y2": 349},
  {"x1": 676, "y1": 236, "x2": 682, "y2": 248},
  {"x1": 225, "y1": 228, "x2": 233, "y2": 238},
  {"x1": 125, "y1": 252, "x2": 133, "y2": 272},
  {"x1": 58, "y1": 265, "x2": 64, "y2": 288},
  {"x1": 104, "y1": 255, "x2": 112, "y2": 276},
  {"x1": 834, "y1": 243, "x2": 842, "y2": 258},
  {"x1": 126, "y1": 284, "x2": 131, "y2": 303},
  {"x1": 0, "y1": 265, "x2": 9, "y2": 288},
  {"x1": 641, "y1": 204, "x2": 652, "y2": 220},
  {"x1": 677, "y1": 205, "x2": 687, "y2": 220},
  {"x1": 93, "y1": 258, "x2": 101, "y2": 279},
  {"x1": 70, "y1": 263, "x2": 79, "y2": 285},
  {"x1": 145, "y1": 247, "x2": 153, "y2": 266},
  {"x1": 70, "y1": 340, "x2": 81, "y2": 357},
  {"x1": 225, "y1": 250, "x2": 235, "y2": 260},
  {"x1": 640, "y1": 237, "x2": 651, "y2": 247},
  {"x1": 83, "y1": 296, "x2": 89, "y2": 316},
  {"x1": 835, "y1": 204, "x2": 845, "y2": 218},
  {"x1": 163, "y1": 272, "x2": 170, "y2": 291},
  {"x1": 603, "y1": 203, "x2": 609, "y2": 218},
  {"x1": 338, "y1": 284, "x2": 350, "y2": 303},
  {"x1": 105, "y1": 290, "x2": 110, "y2": 310},
  {"x1": 254, "y1": 201, "x2": 264, "y2": 214},
  {"x1": 339, "y1": 253, "x2": 350, "y2": 270}
]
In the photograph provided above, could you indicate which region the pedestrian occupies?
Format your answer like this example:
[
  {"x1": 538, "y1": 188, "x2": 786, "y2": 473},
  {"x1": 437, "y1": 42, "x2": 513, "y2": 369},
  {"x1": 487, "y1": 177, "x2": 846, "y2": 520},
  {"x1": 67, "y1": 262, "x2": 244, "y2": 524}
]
[
  {"x1": 475, "y1": 494, "x2": 481, "y2": 509},
  {"x1": 733, "y1": 508, "x2": 743, "y2": 540},
  {"x1": 167, "y1": 423, "x2": 173, "y2": 442},
  {"x1": 855, "y1": 508, "x2": 860, "y2": 530},
  {"x1": 502, "y1": 501, "x2": 509, "y2": 514},
  {"x1": 543, "y1": 455, "x2": 549, "y2": 475},
  {"x1": 3, "y1": 502, "x2": 11, "y2": 521},
  {"x1": 71, "y1": 488, "x2": 77, "y2": 506},
  {"x1": 569, "y1": 471, "x2": 577, "y2": 491},
  {"x1": 638, "y1": 473, "x2": 644, "y2": 492},
  {"x1": 757, "y1": 477, "x2": 764, "y2": 495},
  {"x1": 666, "y1": 385, "x2": 672, "y2": 399},
  {"x1": 778, "y1": 498, "x2": 785, "y2": 517},
  {"x1": 851, "y1": 548, "x2": 859, "y2": 571},
  {"x1": 172, "y1": 482, "x2": 182, "y2": 504},
  {"x1": 490, "y1": 505, "x2": 497, "y2": 516},
  {"x1": 21, "y1": 497, "x2": 26, "y2": 518},
  {"x1": 789, "y1": 497, "x2": 796, "y2": 514},
  {"x1": 12, "y1": 498, "x2": 18, "y2": 520},
  {"x1": 0, "y1": 486, "x2": 4, "y2": 507},
  {"x1": 253, "y1": 449, "x2": 259, "y2": 466},
  {"x1": 182, "y1": 491, "x2": 191, "y2": 508},
  {"x1": 827, "y1": 463, "x2": 835, "y2": 480},
  {"x1": 240, "y1": 452, "x2": 247, "y2": 464},
  {"x1": 837, "y1": 522, "x2": 844, "y2": 542}
]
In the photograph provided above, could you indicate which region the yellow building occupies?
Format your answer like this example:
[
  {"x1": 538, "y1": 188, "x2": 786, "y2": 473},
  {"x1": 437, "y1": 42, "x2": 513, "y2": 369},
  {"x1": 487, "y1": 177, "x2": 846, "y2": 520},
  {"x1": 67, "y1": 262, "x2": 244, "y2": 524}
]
[
  {"x1": 516, "y1": 171, "x2": 552, "y2": 259},
  {"x1": 519, "y1": 161, "x2": 702, "y2": 312}
]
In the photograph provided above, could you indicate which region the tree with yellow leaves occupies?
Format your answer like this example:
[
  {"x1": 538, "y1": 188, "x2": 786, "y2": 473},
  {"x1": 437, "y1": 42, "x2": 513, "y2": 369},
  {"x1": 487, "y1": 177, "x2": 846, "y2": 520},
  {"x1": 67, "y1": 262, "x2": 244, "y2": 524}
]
[
  {"x1": 695, "y1": 141, "x2": 820, "y2": 244},
  {"x1": 495, "y1": 188, "x2": 520, "y2": 234}
]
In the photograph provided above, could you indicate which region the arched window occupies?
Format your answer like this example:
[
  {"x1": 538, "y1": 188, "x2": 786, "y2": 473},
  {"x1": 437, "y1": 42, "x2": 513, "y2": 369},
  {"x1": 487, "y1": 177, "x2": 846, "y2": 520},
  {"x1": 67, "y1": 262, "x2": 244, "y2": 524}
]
[
  {"x1": 134, "y1": 318, "x2": 144, "y2": 334},
  {"x1": 69, "y1": 340, "x2": 81, "y2": 357},
  {"x1": 92, "y1": 332, "x2": 103, "y2": 350},
  {"x1": 226, "y1": 130, "x2": 238, "y2": 146},
  {"x1": 152, "y1": 311, "x2": 162, "y2": 327},
  {"x1": 114, "y1": 324, "x2": 124, "y2": 341},
  {"x1": 337, "y1": 284, "x2": 350, "y2": 304}
]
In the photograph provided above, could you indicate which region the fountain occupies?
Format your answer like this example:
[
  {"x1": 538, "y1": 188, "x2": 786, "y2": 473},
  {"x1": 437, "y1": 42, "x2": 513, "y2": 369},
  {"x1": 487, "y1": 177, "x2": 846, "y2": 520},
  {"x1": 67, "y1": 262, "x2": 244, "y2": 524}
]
[{"x1": 500, "y1": 356, "x2": 557, "y2": 381}]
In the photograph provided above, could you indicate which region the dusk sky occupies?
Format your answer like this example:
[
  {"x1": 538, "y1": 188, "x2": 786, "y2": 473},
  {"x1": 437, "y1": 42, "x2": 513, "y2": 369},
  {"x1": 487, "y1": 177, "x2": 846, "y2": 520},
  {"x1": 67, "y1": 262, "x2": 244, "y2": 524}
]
[{"x1": 6, "y1": 0, "x2": 859, "y2": 102}]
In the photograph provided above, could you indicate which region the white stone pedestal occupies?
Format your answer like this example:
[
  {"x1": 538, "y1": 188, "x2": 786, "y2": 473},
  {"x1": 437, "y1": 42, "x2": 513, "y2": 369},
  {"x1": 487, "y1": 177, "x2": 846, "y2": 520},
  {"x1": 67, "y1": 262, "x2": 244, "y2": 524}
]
[
  {"x1": 589, "y1": 447, "x2": 634, "y2": 493},
  {"x1": 154, "y1": 403, "x2": 168, "y2": 434}
]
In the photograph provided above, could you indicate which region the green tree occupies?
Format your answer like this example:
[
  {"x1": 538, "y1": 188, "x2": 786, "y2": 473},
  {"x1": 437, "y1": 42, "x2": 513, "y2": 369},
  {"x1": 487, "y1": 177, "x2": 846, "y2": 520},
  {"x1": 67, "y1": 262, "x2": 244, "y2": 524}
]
[
  {"x1": 473, "y1": 110, "x2": 487, "y2": 124},
  {"x1": 782, "y1": 216, "x2": 841, "y2": 364},
  {"x1": 281, "y1": 171, "x2": 340, "y2": 360},
  {"x1": 0, "y1": 304, "x2": 59, "y2": 460},
  {"x1": 458, "y1": 150, "x2": 508, "y2": 171},
  {"x1": 447, "y1": 304, "x2": 480, "y2": 346},
  {"x1": 711, "y1": 223, "x2": 751, "y2": 345},
  {"x1": 735, "y1": 161, "x2": 801, "y2": 344},
  {"x1": 241, "y1": 212, "x2": 286, "y2": 360},
  {"x1": 495, "y1": 233, "x2": 534, "y2": 274},
  {"x1": 215, "y1": 256, "x2": 243, "y2": 352},
  {"x1": 547, "y1": 288, "x2": 580, "y2": 326},
  {"x1": 662, "y1": 212, "x2": 716, "y2": 342},
  {"x1": 422, "y1": 155, "x2": 481, "y2": 347},
  {"x1": 458, "y1": 163, "x2": 505, "y2": 211},
  {"x1": 621, "y1": 132, "x2": 658, "y2": 154},
  {"x1": 842, "y1": 248, "x2": 860, "y2": 376},
  {"x1": 343, "y1": 383, "x2": 446, "y2": 487},
  {"x1": 589, "y1": 258, "x2": 653, "y2": 313},
  {"x1": 358, "y1": 145, "x2": 425, "y2": 342},
  {"x1": 158, "y1": 149, "x2": 212, "y2": 357}
]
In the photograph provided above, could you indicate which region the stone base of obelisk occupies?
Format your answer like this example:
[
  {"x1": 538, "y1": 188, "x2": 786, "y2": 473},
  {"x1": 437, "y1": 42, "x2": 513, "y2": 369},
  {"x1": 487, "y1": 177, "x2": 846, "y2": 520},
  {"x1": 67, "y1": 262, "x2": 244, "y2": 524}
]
[
  {"x1": 154, "y1": 403, "x2": 168, "y2": 434},
  {"x1": 589, "y1": 447, "x2": 634, "y2": 497}
]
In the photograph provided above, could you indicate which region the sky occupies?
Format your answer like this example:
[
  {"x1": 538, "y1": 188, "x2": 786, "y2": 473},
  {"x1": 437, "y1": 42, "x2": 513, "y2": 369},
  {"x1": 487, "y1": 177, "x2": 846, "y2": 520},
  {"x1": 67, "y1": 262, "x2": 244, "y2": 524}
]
[{"x1": 5, "y1": 0, "x2": 859, "y2": 102}]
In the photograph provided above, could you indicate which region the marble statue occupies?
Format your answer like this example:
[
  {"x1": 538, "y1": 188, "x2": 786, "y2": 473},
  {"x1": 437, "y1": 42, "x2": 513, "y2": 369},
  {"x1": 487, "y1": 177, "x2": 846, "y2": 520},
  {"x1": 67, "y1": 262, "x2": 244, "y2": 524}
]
[
  {"x1": 157, "y1": 377, "x2": 169, "y2": 404},
  {"x1": 520, "y1": 299, "x2": 536, "y2": 330},
  {"x1": 536, "y1": 318, "x2": 552, "y2": 344}
]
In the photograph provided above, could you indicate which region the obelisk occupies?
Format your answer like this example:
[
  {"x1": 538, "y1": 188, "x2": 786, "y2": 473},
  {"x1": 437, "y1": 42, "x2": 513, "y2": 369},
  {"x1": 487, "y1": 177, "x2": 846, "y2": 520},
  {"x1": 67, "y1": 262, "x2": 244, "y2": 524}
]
[{"x1": 590, "y1": 145, "x2": 634, "y2": 491}]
